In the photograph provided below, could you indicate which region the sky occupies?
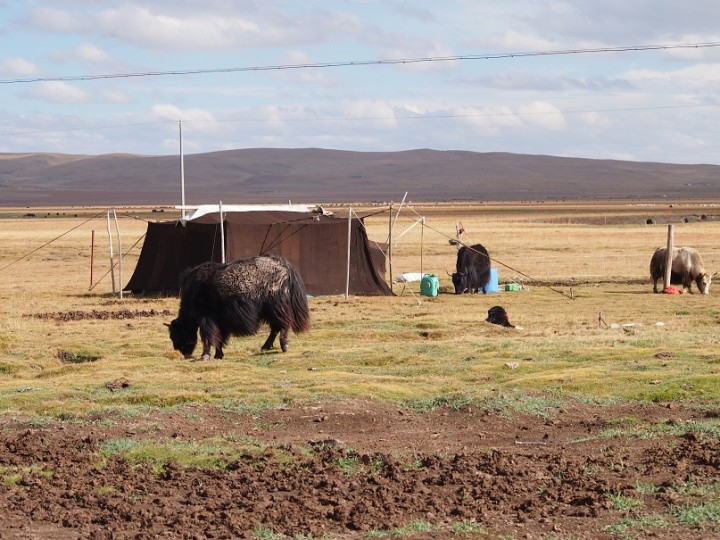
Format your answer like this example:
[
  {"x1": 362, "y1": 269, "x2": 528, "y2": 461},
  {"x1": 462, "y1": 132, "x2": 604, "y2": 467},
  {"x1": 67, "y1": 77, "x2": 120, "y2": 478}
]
[{"x1": 2, "y1": 1, "x2": 720, "y2": 163}]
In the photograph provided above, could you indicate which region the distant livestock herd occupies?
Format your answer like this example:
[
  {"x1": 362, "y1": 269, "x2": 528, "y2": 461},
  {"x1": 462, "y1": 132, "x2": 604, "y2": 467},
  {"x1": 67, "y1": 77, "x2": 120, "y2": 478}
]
[{"x1": 167, "y1": 242, "x2": 713, "y2": 360}]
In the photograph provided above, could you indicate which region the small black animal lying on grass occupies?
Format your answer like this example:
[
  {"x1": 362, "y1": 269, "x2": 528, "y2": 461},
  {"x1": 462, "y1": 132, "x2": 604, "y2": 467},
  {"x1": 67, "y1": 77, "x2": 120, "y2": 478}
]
[
  {"x1": 167, "y1": 255, "x2": 310, "y2": 360},
  {"x1": 486, "y1": 305, "x2": 515, "y2": 328}
]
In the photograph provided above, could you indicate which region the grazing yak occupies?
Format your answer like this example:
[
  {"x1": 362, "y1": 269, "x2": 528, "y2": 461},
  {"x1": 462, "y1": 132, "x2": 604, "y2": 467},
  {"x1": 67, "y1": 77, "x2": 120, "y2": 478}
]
[
  {"x1": 451, "y1": 243, "x2": 491, "y2": 294},
  {"x1": 649, "y1": 247, "x2": 713, "y2": 294},
  {"x1": 167, "y1": 255, "x2": 310, "y2": 360}
]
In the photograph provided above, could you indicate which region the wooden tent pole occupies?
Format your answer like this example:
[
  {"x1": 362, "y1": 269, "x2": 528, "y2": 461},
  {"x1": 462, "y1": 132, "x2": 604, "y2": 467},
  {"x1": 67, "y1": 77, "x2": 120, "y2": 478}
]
[
  {"x1": 219, "y1": 200, "x2": 226, "y2": 263},
  {"x1": 420, "y1": 217, "x2": 425, "y2": 276},
  {"x1": 113, "y1": 209, "x2": 123, "y2": 300},
  {"x1": 106, "y1": 211, "x2": 116, "y2": 296},
  {"x1": 388, "y1": 205, "x2": 393, "y2": 293},
  {"x1": 345, "y1": 207, "x2": 352, "y2": 299},
  {"x1": 663, "y1": 224, "x2": 674, "y2": 291},
  {"x1": 89, "y1": 230, "x2": 95, "y2": 290}
]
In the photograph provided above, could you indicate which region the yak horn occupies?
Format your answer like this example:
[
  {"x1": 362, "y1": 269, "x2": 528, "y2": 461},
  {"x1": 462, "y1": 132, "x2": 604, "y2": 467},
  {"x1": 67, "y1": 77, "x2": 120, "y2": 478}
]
[{"x1": 163, "y1": 322, "x2": 171, "y2": 328}]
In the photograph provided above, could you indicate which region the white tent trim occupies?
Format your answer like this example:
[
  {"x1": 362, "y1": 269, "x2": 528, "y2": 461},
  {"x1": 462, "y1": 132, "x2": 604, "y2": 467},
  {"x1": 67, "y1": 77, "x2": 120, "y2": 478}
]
[{"x1": 176, "y1": 203, "x2": 312, "y2": 223}]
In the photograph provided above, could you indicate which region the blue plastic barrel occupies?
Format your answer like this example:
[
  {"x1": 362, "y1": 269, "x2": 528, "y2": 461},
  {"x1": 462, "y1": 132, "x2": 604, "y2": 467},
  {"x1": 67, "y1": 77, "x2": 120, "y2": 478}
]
[{"x1": 486, "y1": 268, "x2": 499, "y2": 293}]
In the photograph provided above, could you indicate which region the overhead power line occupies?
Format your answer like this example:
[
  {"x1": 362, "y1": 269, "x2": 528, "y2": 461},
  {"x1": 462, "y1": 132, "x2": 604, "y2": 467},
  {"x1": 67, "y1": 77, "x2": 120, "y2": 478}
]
[{"x1": 2, "y1": 41, "x2": 720, "y2": 85}]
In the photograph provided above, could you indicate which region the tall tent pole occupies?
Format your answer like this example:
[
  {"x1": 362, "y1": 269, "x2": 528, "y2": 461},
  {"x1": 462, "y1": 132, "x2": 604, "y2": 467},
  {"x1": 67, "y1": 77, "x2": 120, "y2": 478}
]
[
  {"x1": 219, "y1": 200, "x2": 226, "y2": 263},
  {"x1": 663, "y1": 224, "x2": 674, "y2": 291},
  {"x1": 106, "y1": 211, "x2": 116, "y2": 295},
  {"x1": 388, "y1": 205, "x2": 393, "y2": 293},
  {"x1": 420, "y1": 217, "x2": 425, "y2": 276},
  {"x1": 179, "y1": 120, "x2": 186, "y2": 220},
  {"x1": 89, "y1": 230, "x2": 95, "y2": 290},
  {"x1": 113, "y1": 209, "x2": 123, "y2": 300},
  {"x1": 346, "y1": 207, "x2": 352, "y2": 299}
]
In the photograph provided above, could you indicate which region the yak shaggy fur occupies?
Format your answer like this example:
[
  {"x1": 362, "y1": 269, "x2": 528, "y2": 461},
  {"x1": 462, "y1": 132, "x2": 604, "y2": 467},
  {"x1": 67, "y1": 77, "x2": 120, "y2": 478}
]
[
  {"x1": 452, "y1": 243, "x2": 492, "y2": 294},
  {"x1": 649, "y1": 246, "x2": 712, "y2": 294},
  {"x1": 168, "y1": 255, "x2": 310, "y2": 360}
]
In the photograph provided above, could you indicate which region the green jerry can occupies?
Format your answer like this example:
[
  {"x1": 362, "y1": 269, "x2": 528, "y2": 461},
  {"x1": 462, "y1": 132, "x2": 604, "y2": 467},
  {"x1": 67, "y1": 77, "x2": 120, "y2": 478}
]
[{"x1": 420, "y1": 274, "x2": 439, "y2": 297}]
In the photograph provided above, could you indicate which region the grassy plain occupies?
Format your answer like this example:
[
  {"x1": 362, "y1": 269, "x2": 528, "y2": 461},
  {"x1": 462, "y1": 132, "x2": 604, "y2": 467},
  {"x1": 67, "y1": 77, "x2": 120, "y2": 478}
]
[{"x1": 0, "y1": 201, "x2": 719, "y2": 419}]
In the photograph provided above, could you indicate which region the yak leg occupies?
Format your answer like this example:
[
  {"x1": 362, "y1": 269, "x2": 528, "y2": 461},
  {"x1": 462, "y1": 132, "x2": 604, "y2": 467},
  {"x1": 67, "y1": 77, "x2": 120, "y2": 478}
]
[
  {"x1": 653, "y1": 278, "x2": 659, "y2": 293},
  {"x1": 261, "y1": 329, "x2": 279, "y2": 351},
  {"x1": 200, "y1": 338, "x2": 212, "y2": 361},
  {"x1": 279, "y1": 328, "x2": 290, "y2": 352},
  {"x1": 214, "y1": 345, "x2": 224, "y2": 360},
  {"x1": 199, "y1": 318, "x2": 221, "y2": 361}
]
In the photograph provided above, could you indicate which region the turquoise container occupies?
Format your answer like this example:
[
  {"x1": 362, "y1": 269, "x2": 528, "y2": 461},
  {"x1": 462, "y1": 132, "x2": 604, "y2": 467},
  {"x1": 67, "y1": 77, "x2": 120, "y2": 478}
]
[
  {"x1": 486, "y1": 267, "x2": 500, "y2": 293},
  {"x1": 420, "y1": 274, "x2": 440, "y2": 297}
]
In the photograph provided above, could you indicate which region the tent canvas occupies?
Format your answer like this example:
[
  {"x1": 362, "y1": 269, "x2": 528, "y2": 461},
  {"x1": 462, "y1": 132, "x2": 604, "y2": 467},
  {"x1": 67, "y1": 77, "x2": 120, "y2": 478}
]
[{"x1": 125, "y1": 208, "x2": 393, "y2": 296}]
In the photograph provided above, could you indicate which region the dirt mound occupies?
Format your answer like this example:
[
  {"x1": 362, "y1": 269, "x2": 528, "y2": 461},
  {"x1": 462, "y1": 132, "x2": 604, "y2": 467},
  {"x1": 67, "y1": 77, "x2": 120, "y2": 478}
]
[
  {"x1": 0, "y1": 400, "x2": 718, "y2": 539},
  {"x1": 27, "y1": 308, "x2": 172, "y2": 321}
]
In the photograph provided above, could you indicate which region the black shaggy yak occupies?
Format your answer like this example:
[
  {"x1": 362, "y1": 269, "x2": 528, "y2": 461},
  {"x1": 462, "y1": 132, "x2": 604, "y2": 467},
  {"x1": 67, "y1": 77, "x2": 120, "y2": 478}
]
[
  {"x1": 167, "y1": 255, "x2": 310, "y2": 360},
  {"x1": 649, "y1": 247, "x2": 712, "y2": 294},
  {"x1": 451, "y1": 243, "x2": 491, "y2": 294}
]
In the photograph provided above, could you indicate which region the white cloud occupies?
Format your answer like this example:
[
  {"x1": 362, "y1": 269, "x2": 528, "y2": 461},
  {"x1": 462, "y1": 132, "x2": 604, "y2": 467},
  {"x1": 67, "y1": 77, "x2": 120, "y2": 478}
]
[
  {"x1": 517, "y1": 102, "x2": 567, "y2": 130},
  {"x1": 21, "y1": 81, "x2": 92, "y2": 103},
  {"x1": 23, "y1": 4, "x2": 364, "y2": 50},
  {"x1": 150, "y1": 104, "x2": 217, "y2": 127},
  {"x1": 73, "y1": 43, "x2": 112, "y2": 64},
  {"x1": 0, "y1": 58, "x2": 39, "y2": 76}
]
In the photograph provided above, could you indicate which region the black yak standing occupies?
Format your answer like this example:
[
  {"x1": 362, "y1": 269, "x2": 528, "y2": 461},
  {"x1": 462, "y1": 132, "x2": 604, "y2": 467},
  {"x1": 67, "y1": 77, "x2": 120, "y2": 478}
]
[
  {"x1": 167, "y1": 255, "x2": 310, "y2": 360},
  {"x1": 451, "y1": 243, "x2": 491, "y2": 294}
]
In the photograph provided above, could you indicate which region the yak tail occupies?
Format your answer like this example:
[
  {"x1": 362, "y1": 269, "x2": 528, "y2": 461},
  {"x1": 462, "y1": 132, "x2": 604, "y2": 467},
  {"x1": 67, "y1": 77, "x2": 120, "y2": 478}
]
[{"x1": 286, "y1": 263, "x2": 311, "y2": 333}]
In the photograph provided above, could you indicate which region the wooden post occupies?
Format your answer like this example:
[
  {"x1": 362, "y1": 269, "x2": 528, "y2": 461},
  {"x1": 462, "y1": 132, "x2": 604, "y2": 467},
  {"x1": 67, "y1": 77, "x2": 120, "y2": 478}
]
[
  {"x1": 388, "y1": 205, "x2": 393, "y2": 293},
  {"x1": 113, "y1": 209, "x2": 123, "y2": 300},
  {"x1": 89, "y1": 230, "x2": 95, "y2": 290},
  {"x1": 106, "y1": 211, "x2": 116, "y2": 295},
  {"x1": 663, "y1": 224, "x2": 674, "y2": 291},
  {"x1": 345, "y1": 207, "x2": 352, "y2": 299},
  {"x1": 219, "y1": 200, "x2": 225, "y2": 263}
]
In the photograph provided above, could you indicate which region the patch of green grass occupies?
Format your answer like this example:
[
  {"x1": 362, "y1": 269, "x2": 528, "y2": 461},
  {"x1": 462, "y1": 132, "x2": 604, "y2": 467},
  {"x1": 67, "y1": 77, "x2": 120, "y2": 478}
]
[
  {"x1": 0, "y1": 363, "x2": 18, "y2": 375},
  {"x1": 367, "y1": 519, "x2": 433, "y2": 537},
  {"x1": 450, "y1": 520, "x2": 484, "y2": 535},
  {"x1": 672, "y1": 479, "x2": 720, "y2": 498},
  {"x1": 481, "y1": 391, "x2": 563, "y2": 419},
  {"x1": 252, "y1": 527, "x2": 282, "y2": 540},
  {"x1": 220, "y1": 398, "x2": 278, "y2": 417},
  {"x1": 98, "y1": 436, "x2": 277, "y2": 472},
  {"x1": 671, "y1": 501, "x2": 720, "y2": 529},
  {"x1": 1, "y1": 464, "x2": 53, "y2": 487},
  {"x1": 99, "y1": 438, "x2": 140, "y2": 458},
  {"x1": 607, "y1": 492, "x2": 644, "y2": 512},
  {"x1": 604, "y1": 513, "x2": 669, "y2": 538},
  {"x1": 334, "y1": 454, "x2": 384, "y2": 476},
  {"x1": 635, "y1": 481, "x2": 660, "y2": 494},
  {"x1": 401, "y1": 394, "x2": 474, "y2": 413}
]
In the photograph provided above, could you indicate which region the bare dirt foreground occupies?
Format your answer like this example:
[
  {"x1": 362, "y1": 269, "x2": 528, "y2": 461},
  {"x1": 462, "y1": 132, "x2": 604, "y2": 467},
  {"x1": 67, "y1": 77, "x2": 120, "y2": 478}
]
[{"x1": 1, "y1": 399, "x2": 719, "y2": 540}]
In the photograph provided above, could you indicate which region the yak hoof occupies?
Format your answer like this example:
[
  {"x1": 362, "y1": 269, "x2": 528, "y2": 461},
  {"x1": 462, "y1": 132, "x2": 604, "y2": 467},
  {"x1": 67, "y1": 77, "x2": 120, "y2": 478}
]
[
  {"x1": 214, "y1": 352, "x2": 224, "y2": 360},
  {"x1": 200, "y1": 353, "x2": 211, "y2": 361}
]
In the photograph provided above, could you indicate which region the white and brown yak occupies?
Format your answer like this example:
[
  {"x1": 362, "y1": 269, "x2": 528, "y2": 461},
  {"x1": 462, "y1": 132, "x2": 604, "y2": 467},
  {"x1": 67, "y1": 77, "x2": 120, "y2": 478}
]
[{"x1": 649, "y1": 247, "x2": 713, "y2": 294}]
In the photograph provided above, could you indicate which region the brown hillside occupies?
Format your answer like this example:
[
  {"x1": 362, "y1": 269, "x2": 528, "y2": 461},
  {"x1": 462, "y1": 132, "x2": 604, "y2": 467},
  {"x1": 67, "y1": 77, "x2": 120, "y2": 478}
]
[{"x1": 0, "y1": 148, "x2": 718, "y2": 206}]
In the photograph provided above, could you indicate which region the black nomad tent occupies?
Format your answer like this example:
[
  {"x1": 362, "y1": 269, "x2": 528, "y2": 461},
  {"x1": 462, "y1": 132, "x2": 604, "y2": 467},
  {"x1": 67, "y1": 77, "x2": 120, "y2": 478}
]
[{"x1": 124, "y1": 205, "x2": 393, "y2": 296}]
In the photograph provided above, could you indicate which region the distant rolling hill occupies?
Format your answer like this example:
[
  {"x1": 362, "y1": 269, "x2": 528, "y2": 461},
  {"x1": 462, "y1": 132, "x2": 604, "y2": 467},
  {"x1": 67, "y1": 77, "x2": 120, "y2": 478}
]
[{"x1": 1, "y1": 148, "x2": 719, "y2": 207}]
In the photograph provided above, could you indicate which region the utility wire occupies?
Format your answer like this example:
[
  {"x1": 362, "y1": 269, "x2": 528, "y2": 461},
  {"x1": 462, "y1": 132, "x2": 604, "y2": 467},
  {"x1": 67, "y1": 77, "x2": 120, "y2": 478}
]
[{"x1": 2, "y1": 42, "x2": 719, "y2": 84}]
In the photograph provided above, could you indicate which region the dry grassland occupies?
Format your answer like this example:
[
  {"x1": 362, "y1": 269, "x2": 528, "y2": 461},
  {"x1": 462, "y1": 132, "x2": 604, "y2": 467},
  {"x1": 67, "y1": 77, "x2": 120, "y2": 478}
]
[{"x1": 1, "y1": 201, "x2": 719, "y2": 419}]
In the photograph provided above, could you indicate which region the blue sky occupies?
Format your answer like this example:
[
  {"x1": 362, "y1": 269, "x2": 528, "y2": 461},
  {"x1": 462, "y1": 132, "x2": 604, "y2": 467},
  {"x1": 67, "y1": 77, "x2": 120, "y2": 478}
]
[{"x1": 2, "y1": 1, "x2": 720, "y2": 163}]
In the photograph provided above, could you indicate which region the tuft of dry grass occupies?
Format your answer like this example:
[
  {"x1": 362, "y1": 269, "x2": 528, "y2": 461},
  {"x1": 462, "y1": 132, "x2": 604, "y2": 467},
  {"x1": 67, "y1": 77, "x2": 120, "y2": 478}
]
[{"x1": 1, "y1": 202, "x2": 719, "y2": 418}]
